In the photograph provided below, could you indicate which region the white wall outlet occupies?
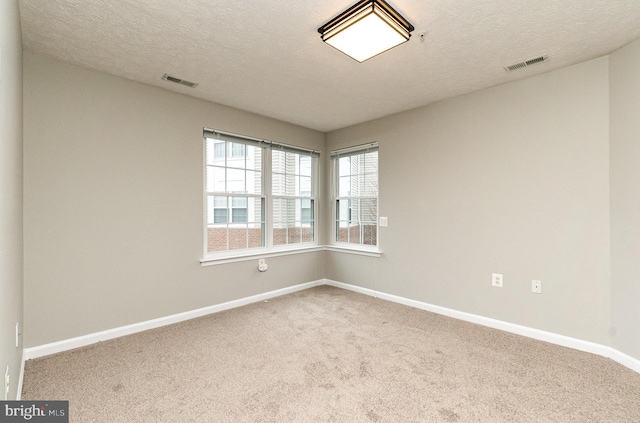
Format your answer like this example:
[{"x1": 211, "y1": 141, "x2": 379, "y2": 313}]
[
  {"x1": 5, "y1": 366, "x2": 9, "y2": 400},
  {"x1": 258, "y1": 258, "x2": 268, "y2": 272},
  {"x1": 532, "y1": 280, "x2": 542, "y2": 294},
  {"x1": 379, "y1": 217, "x2": 388, "y2": 227},
  {"x1": 492, "y1": 273, "x2": 503, "y2": 288}
]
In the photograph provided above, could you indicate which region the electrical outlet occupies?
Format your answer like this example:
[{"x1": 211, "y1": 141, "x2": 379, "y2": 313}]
[
  {"x1": 492, "y1": 273, "x2": 503, "y2": 288},
  {"x1": 532, "y1": 280, "x2": 542, "y2": 294},
  {"x1": 5, "y1": 366, "x2": 9, "y2": 400},
  {"x1": 258, "y1": 258, "x2": 268, "y2": 272}
]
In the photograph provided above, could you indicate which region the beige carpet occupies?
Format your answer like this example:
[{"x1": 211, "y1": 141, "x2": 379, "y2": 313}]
[{"x1": 22, "y1": 286, "x2": 640, "y2": 422}]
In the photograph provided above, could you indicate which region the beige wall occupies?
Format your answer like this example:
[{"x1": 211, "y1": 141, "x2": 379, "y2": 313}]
[
  {"x1": 23, "y1": 53, "x2": 326, "y2": 347},
  {"x1": 0, "y1": 0, "x2": 24, "y2": 400},
  {"x1": 610, "y1": 38, "x2": 640, "y2": 360},
  {"x1": 326, "y1": 57, "x2": 612, "y2": 346},
  {"x1": 22, "y1": 44, "x2": 640, "y2": 363}
]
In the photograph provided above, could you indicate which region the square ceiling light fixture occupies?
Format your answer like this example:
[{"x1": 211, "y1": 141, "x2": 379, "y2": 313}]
[{"x1": 318, "y1": 0, "x2": 414, "y2": 62}]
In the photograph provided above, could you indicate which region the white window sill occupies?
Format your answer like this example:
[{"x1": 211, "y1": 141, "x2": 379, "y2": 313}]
[
  {"x1": 200, "y1": 244, "x2": 382, "y2": 266},
  {"x1": 200, "y1": 245, "x2": 324, "y2": 266},
  {"x1": 324, "y1": 245, "x2": 382, "y2": 257}
]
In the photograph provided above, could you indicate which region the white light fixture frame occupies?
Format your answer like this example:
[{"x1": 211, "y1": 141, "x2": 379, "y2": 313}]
[{"x1": 318, "y1": 0, "x2": 414, "y2": 62}]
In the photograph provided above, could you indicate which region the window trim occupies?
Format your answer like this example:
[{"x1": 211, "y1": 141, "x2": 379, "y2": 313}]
[
  {"x1": 200, "y1": 245, "x2": 380, "y2": 266},
  {"x1": 203, "y1": 128, "x2": 320, "y2": 261},
  {"x1": 330, "y1": 142, "x2": 380, "y2": 253}
]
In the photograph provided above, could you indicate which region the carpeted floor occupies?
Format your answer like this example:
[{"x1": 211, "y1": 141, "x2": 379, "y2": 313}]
[{"x1": 22, "y1": 285, "x2": 640, "y2": 422}]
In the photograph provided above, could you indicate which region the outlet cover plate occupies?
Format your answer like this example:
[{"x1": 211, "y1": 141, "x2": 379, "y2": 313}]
[
  {"x1": 532, "y1": 280, "x2": 542, "y2": 294},
  {"x1": 492, "y1": 273, "x2": 503, "y2": 288}
]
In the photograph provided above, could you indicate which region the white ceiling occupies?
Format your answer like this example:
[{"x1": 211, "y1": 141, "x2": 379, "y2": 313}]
[{"x1": 18, "y1": 0, "x2": 640, "y2": 132}]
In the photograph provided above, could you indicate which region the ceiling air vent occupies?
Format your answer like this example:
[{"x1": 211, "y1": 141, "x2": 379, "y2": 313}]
[
  {"x1": 162, "y1": 73, "x2": 198, "y2": 88},
  {"x1": 504, "y1": 55, "x2": 549, "y2": 72}
]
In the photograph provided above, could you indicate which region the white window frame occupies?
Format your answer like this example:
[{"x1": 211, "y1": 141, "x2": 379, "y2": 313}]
[
  {"x1": 202, "y1": 128, "x2": 320, "y2": 263},
  {"x1": 271, "y1": 148, "x2": 316, "y2": 247},
  {"x1": 330, "y1": 142, "x2": 380, "y2": 253}
]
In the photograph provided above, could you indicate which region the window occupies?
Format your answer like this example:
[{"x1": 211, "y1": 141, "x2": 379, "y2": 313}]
[
  {"x1": 272, "y1": 149, "x2": 315, "y2": 246},
  {"x1": 231, "y1": 197, "x2": 248, "y2": 223},
  {"x1": 301, "y1": 199, "x2": 312, "y2": 224},
  {"x1": 213, "y1": 141, "x2": 225, "y2": 159},
  {"x1": 205, "y1": 136, "x2": 264, "y2": 252},
  {"x1": 231, "y1": 143, "x2": 245, "y2": 158},
  {"x1": 332, "y1": 143, "x2": 378, "y2": 248},
  {"x1": 212, "y1": 196, "x2": 228, "y2": 223},
  {"x1": 204, "y1": 129, "x2": 318, "y2": 258},
  {"x1": 213, "y1": 141, "x2": 246, "y2": 160}
]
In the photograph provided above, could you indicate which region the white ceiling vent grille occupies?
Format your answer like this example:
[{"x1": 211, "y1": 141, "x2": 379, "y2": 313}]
[
  {"x1": 162, "y1": 74, "x2": 199, "y2": 88},
  {"x1": 504, "y1": 55, "x2": 549, "y2": 72}
]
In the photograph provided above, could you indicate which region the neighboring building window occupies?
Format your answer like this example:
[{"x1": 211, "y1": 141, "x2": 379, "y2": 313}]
[
  {"x1": 231, "y1": 196, "x2": 248, "y2": 223},
  {"x1": 231, "y1": 143, "x2": 245, "y2": 158},
  {"x1": 212, "y1": 196, "x2": 228, "y2": 223},
  {"x1": 204, "y1": 129, "x2": 318, "y2": 258},
  {"x1": 332, "y1": 143, "x2": 378, "y2": 248},
  {"x1": 300, "y1": 198, "x2": 312, "y2": 224},
  {"x1": 212, "y1": 141, "x2": 246, "y2": 160},
  {"x1": 213, "y1": 141, "x2": 225, "y2": 159}
]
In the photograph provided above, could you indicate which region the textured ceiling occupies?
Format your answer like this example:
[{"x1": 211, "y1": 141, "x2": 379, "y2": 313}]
[{"x1": 18, "y1": 0, "x2": 640, "y2": 132}]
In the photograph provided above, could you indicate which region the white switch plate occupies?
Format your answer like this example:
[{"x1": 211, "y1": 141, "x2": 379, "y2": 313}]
[
  {"x1": 379, "y1": 217, "x2": 388, "y2": 227},
  {"x1": 492, "y1": 273, "x2": 503, "y2": 288},
  {"x1": 532, "y1": 280, "x2": 542, "y2": 294}
]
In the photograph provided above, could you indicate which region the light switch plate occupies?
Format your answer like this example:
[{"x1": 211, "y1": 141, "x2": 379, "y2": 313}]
[{"x1": 532, "y1": 280, "x2": 542, "y2": 294}]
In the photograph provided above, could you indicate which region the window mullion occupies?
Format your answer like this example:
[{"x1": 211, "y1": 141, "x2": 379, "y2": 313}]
[
  {"x1": 312, "y1": 157, "x2": 318, "y2": 243},
  {"x1": 331, "y1": 159, "x2": 340, "y2": 243}
]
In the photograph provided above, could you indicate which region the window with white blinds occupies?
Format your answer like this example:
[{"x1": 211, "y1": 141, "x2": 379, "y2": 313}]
[
  {"x1": 204, "y1": 128, "x2": 318, "y2": 259},
  {"x1": 331, "y1": 142, "x2": 379, "y2": 249}
]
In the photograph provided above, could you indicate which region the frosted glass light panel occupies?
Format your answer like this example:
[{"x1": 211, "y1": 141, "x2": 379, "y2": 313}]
[
  {"x1": 206, "y1": 138, "x2": 265, "y2": 253},
  {"x1": 335, "y1": 150, "x2": 378, "y2": 246},
  {"x1": 272, "y1": 150, "x2": 315, "y2": 246}
]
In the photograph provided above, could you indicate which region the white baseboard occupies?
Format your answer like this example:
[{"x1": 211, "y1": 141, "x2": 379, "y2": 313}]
[
  {"x1": 23, "y1": 280, "x2": 324, "y2": 361},
  {"x1": 324, "y1": 279, "x2": 640, "y2": 375},
  {"x1": 22, "y1": 278, "x2": 640, "y2": 377},
  {"x1": 17, "y1": 351, "x2": 25, "y2": 400},
  {"x1": 608, "y1": 348, "x2": 640, "y2": 374}
]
